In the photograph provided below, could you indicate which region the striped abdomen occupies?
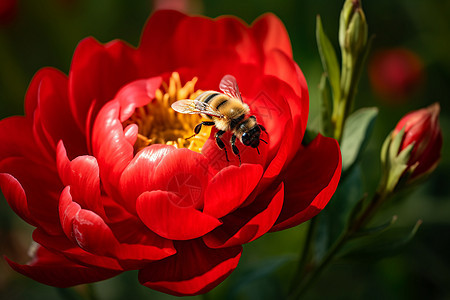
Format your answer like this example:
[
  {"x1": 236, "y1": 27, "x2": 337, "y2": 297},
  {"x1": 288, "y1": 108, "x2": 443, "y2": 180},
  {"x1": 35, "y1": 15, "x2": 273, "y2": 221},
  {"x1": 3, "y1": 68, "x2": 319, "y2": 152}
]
[{"x1": 196, "y1": 91, "x2": 249, "y2": 130}]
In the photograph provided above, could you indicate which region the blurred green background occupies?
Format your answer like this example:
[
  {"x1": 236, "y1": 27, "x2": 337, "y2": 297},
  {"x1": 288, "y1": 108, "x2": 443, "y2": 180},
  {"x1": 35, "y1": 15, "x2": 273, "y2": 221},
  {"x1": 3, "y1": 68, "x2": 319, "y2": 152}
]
[{"x1": 0, "y1": 0, "x2": 449, "y2": 299}]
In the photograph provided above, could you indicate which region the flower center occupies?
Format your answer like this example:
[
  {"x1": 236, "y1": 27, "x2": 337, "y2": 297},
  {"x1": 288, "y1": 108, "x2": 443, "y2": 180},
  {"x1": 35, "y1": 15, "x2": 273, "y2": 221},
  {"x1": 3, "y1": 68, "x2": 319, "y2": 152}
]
[{"x1": 123, "y1": 72, "x2": 211, "y2": 153}]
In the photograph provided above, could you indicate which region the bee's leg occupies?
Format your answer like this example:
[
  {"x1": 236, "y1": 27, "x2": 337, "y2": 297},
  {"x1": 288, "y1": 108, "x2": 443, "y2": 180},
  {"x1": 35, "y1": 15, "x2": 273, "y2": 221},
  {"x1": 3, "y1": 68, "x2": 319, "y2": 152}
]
[
  {"x1": 259, "y1": 124, "x2": 267, "y2": 134},
  {"x1": 186, "y1": 121, "x2": 215, "y2": 140},
  {"x1": 230, "y1": 134, "x2": 241, "y2": 166},
  {"x1": 215, "y1": 130, "x2": 229, "y2": 162}
]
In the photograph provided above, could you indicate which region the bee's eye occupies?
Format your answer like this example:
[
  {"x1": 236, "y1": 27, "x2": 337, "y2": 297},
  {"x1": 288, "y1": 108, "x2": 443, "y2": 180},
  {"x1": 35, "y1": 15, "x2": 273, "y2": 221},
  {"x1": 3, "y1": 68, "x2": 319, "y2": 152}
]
[{"x1": 242, "y1": 132, "x2": 251, "y2": 145}]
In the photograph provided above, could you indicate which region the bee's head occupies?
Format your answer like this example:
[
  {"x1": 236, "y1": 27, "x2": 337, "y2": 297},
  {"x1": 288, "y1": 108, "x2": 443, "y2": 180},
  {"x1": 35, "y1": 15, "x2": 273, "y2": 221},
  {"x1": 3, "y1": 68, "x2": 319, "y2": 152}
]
[{"x1": 242, "y1": 125, "x2": 261, "y2": 148}]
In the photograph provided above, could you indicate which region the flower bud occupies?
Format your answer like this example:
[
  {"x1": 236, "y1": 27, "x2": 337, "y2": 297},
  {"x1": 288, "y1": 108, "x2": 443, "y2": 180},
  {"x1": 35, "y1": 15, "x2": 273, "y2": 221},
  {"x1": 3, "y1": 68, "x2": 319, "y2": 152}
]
[
  {"x1": 393, "y1": 103, "x2": 442, "y2": 179},
  {"x1": 339, "y1": 0, "x2": 368, "y2": 57},
  {"x1": 380, "y1": 103, "x2": 442, "y2": 194}
]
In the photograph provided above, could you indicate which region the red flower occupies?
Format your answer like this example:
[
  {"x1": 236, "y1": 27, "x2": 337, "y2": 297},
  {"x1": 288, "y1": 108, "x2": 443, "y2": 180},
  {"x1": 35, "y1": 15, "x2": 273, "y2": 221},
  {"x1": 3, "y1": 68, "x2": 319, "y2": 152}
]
[
  {"x1": 368, "y1": 48, "x2": 425, "y2": 102},
  {"x1": 393, "y1": 103, "x2": 442, "y2": 179},
  {"x1": 0, "y1": 10, "x2": 341, "y2": 296}
]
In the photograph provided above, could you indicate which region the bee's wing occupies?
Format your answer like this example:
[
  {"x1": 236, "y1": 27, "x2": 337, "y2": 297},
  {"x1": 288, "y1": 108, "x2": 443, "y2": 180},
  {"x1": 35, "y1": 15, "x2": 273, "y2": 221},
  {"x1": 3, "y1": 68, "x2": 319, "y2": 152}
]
[
  {"x1": 171, "y1": 99, "x2": 225, "y2": 118},
  {"x1": 219, "y1": 74, "x2": 243, "y2": 103}
]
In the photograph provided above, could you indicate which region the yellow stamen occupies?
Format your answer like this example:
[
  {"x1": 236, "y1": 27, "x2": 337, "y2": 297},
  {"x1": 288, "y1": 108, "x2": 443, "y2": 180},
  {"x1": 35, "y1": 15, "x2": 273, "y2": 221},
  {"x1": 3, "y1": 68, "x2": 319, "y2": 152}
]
[{"x1": 123, "y1": 72, "x2": 211, "y2": 153}]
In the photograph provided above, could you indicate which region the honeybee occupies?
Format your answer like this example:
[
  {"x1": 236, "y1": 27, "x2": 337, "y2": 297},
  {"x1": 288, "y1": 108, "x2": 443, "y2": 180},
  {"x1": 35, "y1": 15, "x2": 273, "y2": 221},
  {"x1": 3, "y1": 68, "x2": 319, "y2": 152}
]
[{"x1": 171, "y1": 74, "x2": 267, "y2": 164}]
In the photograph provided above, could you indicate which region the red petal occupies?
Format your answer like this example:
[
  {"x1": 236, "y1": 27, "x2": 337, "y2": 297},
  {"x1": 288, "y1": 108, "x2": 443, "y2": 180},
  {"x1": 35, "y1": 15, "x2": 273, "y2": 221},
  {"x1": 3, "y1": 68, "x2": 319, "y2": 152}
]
[
  {"x1": 204, "y1": 164, "x2": 263, "y2": 219},
  {"x1": 172, "y1": 15, "x2": 260, "y2": 68},
  {"x1": 25, "y1": 67, "x2": 58, "y2": 118},
  {"x1": 66, "y1": 156, "x2": 104, "y2": 216},
  {"x1": 69, "y1": 38, "x2": 138, "y2": 133},
  {"x1": 56, "y1": 142, "x2": 106, "y2": 219},
  {"x1": 123, "y1": 124, "x2": 138, "y2": 146},
  {"x1": 0, "y1": 173, "x2": 35, "y2": 226},
  {"x1": 0, "y1": 157, "x2": 63, "y2": 235},
  {"x1": 150, "y1": 148, "x2": 211, "y2": 206},
  {"x1": 139, "y1": 10, "x2": 187, "y2": 75},
  {"x1": 181, "y1": 54, "x2": 259, "y2": 94},
  {"x1": 271, "y1": 134, "x2": 342, "y2": 231},
  {"x1": 5, "y1": 246, "x2": 121, "y2": 288},
  {"x1": 246, "y1": 75, "x2": 295, "y2": 153},
  {"x1": 102, "y1": 196, "x2": 178, "y2": 269},
  {"x1": 246, "y1": 76, "x2": 297, "y2": 183},
  {"x1": 171, "y1": 16, "x2": 224, "y2": 67},
  {"x1": 31, "y1": 106, "x2": 56, "y2": 161},
  {"x1": 264, "y1": 49, "x2": 309, "y2": 150},
  {"x1": 0, "y1": 116, "x2": 44, "y2": 164},
  {"x1": 37, "y1": 68, "x2": 87, "y2": 158},
  {"x1": 119, "y1": 145, "x2": 176, "y2": 213},
  {"x1": 92, "y1": 100, "x2": 134, "y2": 207},
  {"x1": 73, "y1": 209, "x2": 175, "y2": 263},
  {"x1": 33, "y1": 228, "x2": 124, "y2": 271},
  {"x1": 115, "y1": 76, "x2": 162, "y2": 122},
  {"x1": 136, "y1": 191, "x2": 221, "y2": 240},
  {"x1": 414, "y1": 130, "x2": 442, "y2": 178},
  {"x1": 24, "y1": 68, "x2": 84, "y2": 160},
  {"x1": 21, "y1": 68, "x2": 84, "y2": 161},
  {"x1": 120, "y1": 147, "x2": 209, "y2": 213},
  {"x1": 59, "y1": 186, "x2": 82, "y2": 239},
  {"x1": 203, "y1": 183, "x2": 284, "y2": 248},
  {"x1": 215, "y1": 16, "x2": 260, "y2": 64},
  {"x1": 59, "y1": 187, "x2": 175, "y2": 264},
  {"x1": 251, "y1": 13, "x2": 293, "y2": 58},
  {"x1": 139, "y1": 240, "x2": 242, "y2": 296},
  {"x1": 56, "y1": 141, "x2": 71, "y2": 185},
  {"x1": 105, "y1": 214, "x2": 176, "y2": 266},
  {"x1": 262, "y1": 119, "x2": 294, "y2": 182}
]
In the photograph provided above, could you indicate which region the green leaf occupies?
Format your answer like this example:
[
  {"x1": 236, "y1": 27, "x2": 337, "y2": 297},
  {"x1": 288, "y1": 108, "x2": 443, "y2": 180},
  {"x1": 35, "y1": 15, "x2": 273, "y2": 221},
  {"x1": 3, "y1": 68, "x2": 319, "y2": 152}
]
[
  {"x1": 380, "y1": 128, "x2": 415, "y2": 193},
  {"x1": 380, "y1": 131, "x2": 391, "y2": 168},
  {"x1": 340, "y1": 107, "x2": 378, "y2": 173},
  {"x1": 352, "y1": 215, "x2": 398, "y2": 238},
  {"x1": 389, "y1": 127, "x2": 405, "y2": 163},
  {"x1": 319, "y1": 73, "x2": 333, "y2": 137},
  {"x1": 338, "y1": 220, "x2": 423, "y2": 261},
  {"x1": 316, "y1": 15, "x2": 341, "y2": 102}
]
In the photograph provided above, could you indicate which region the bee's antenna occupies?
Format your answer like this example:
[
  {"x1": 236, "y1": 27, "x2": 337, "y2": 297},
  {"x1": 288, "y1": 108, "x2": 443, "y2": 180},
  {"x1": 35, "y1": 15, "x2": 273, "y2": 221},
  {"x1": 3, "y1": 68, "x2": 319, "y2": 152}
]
[
  {"x1": 256, "y1": 147, "x2": 260, "y2": 155},
  {"x1": 260, "y1": 138, "x2": 268, "y2": 144}
]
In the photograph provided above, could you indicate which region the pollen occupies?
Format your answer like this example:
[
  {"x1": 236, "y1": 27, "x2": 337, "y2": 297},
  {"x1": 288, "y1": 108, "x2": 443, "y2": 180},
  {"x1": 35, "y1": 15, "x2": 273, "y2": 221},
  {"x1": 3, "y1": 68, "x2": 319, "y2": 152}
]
[{"x1": 123, "y1": 72, "x2": 211, "y2": 153}]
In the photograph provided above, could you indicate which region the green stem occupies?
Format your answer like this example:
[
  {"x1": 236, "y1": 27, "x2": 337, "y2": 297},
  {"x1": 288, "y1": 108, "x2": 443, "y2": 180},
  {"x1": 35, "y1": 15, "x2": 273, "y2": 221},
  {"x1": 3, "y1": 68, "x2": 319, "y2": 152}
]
[
  {"x1": 333, "y1": 51, "x2": 357, "y2": 142},
  {"x1": 349, "y1": 190, "x2": 386, "y2": 233},
  {"x1": 288, "y1": 229, "x2": 350, "y2": 300},
  {"x1": 288, "y1": 217, "x2": 318, "y2": 291},
  {"x1": 332, "y1": 36, "x2": 373, "y2": 142}
]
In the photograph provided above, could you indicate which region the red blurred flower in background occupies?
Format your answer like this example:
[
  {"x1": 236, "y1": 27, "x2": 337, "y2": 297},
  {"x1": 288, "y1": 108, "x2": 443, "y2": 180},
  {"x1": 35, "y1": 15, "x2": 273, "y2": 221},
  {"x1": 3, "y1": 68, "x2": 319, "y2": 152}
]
[
  {"x1": 0, "y1": 0, "x2": 17, "y2": 26},
  {"x1": 153, "y1": 0, "x2": 192, "y2": 12},
  {"x1": 369, "y1": 48, "x2": 425, "y2": 102},
  {"x1": 0, "y1": 10, "x2": 341, "y2": 296},
  {"x1": 393, "y1": 103, "x2": 442, "y2": 180}
]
